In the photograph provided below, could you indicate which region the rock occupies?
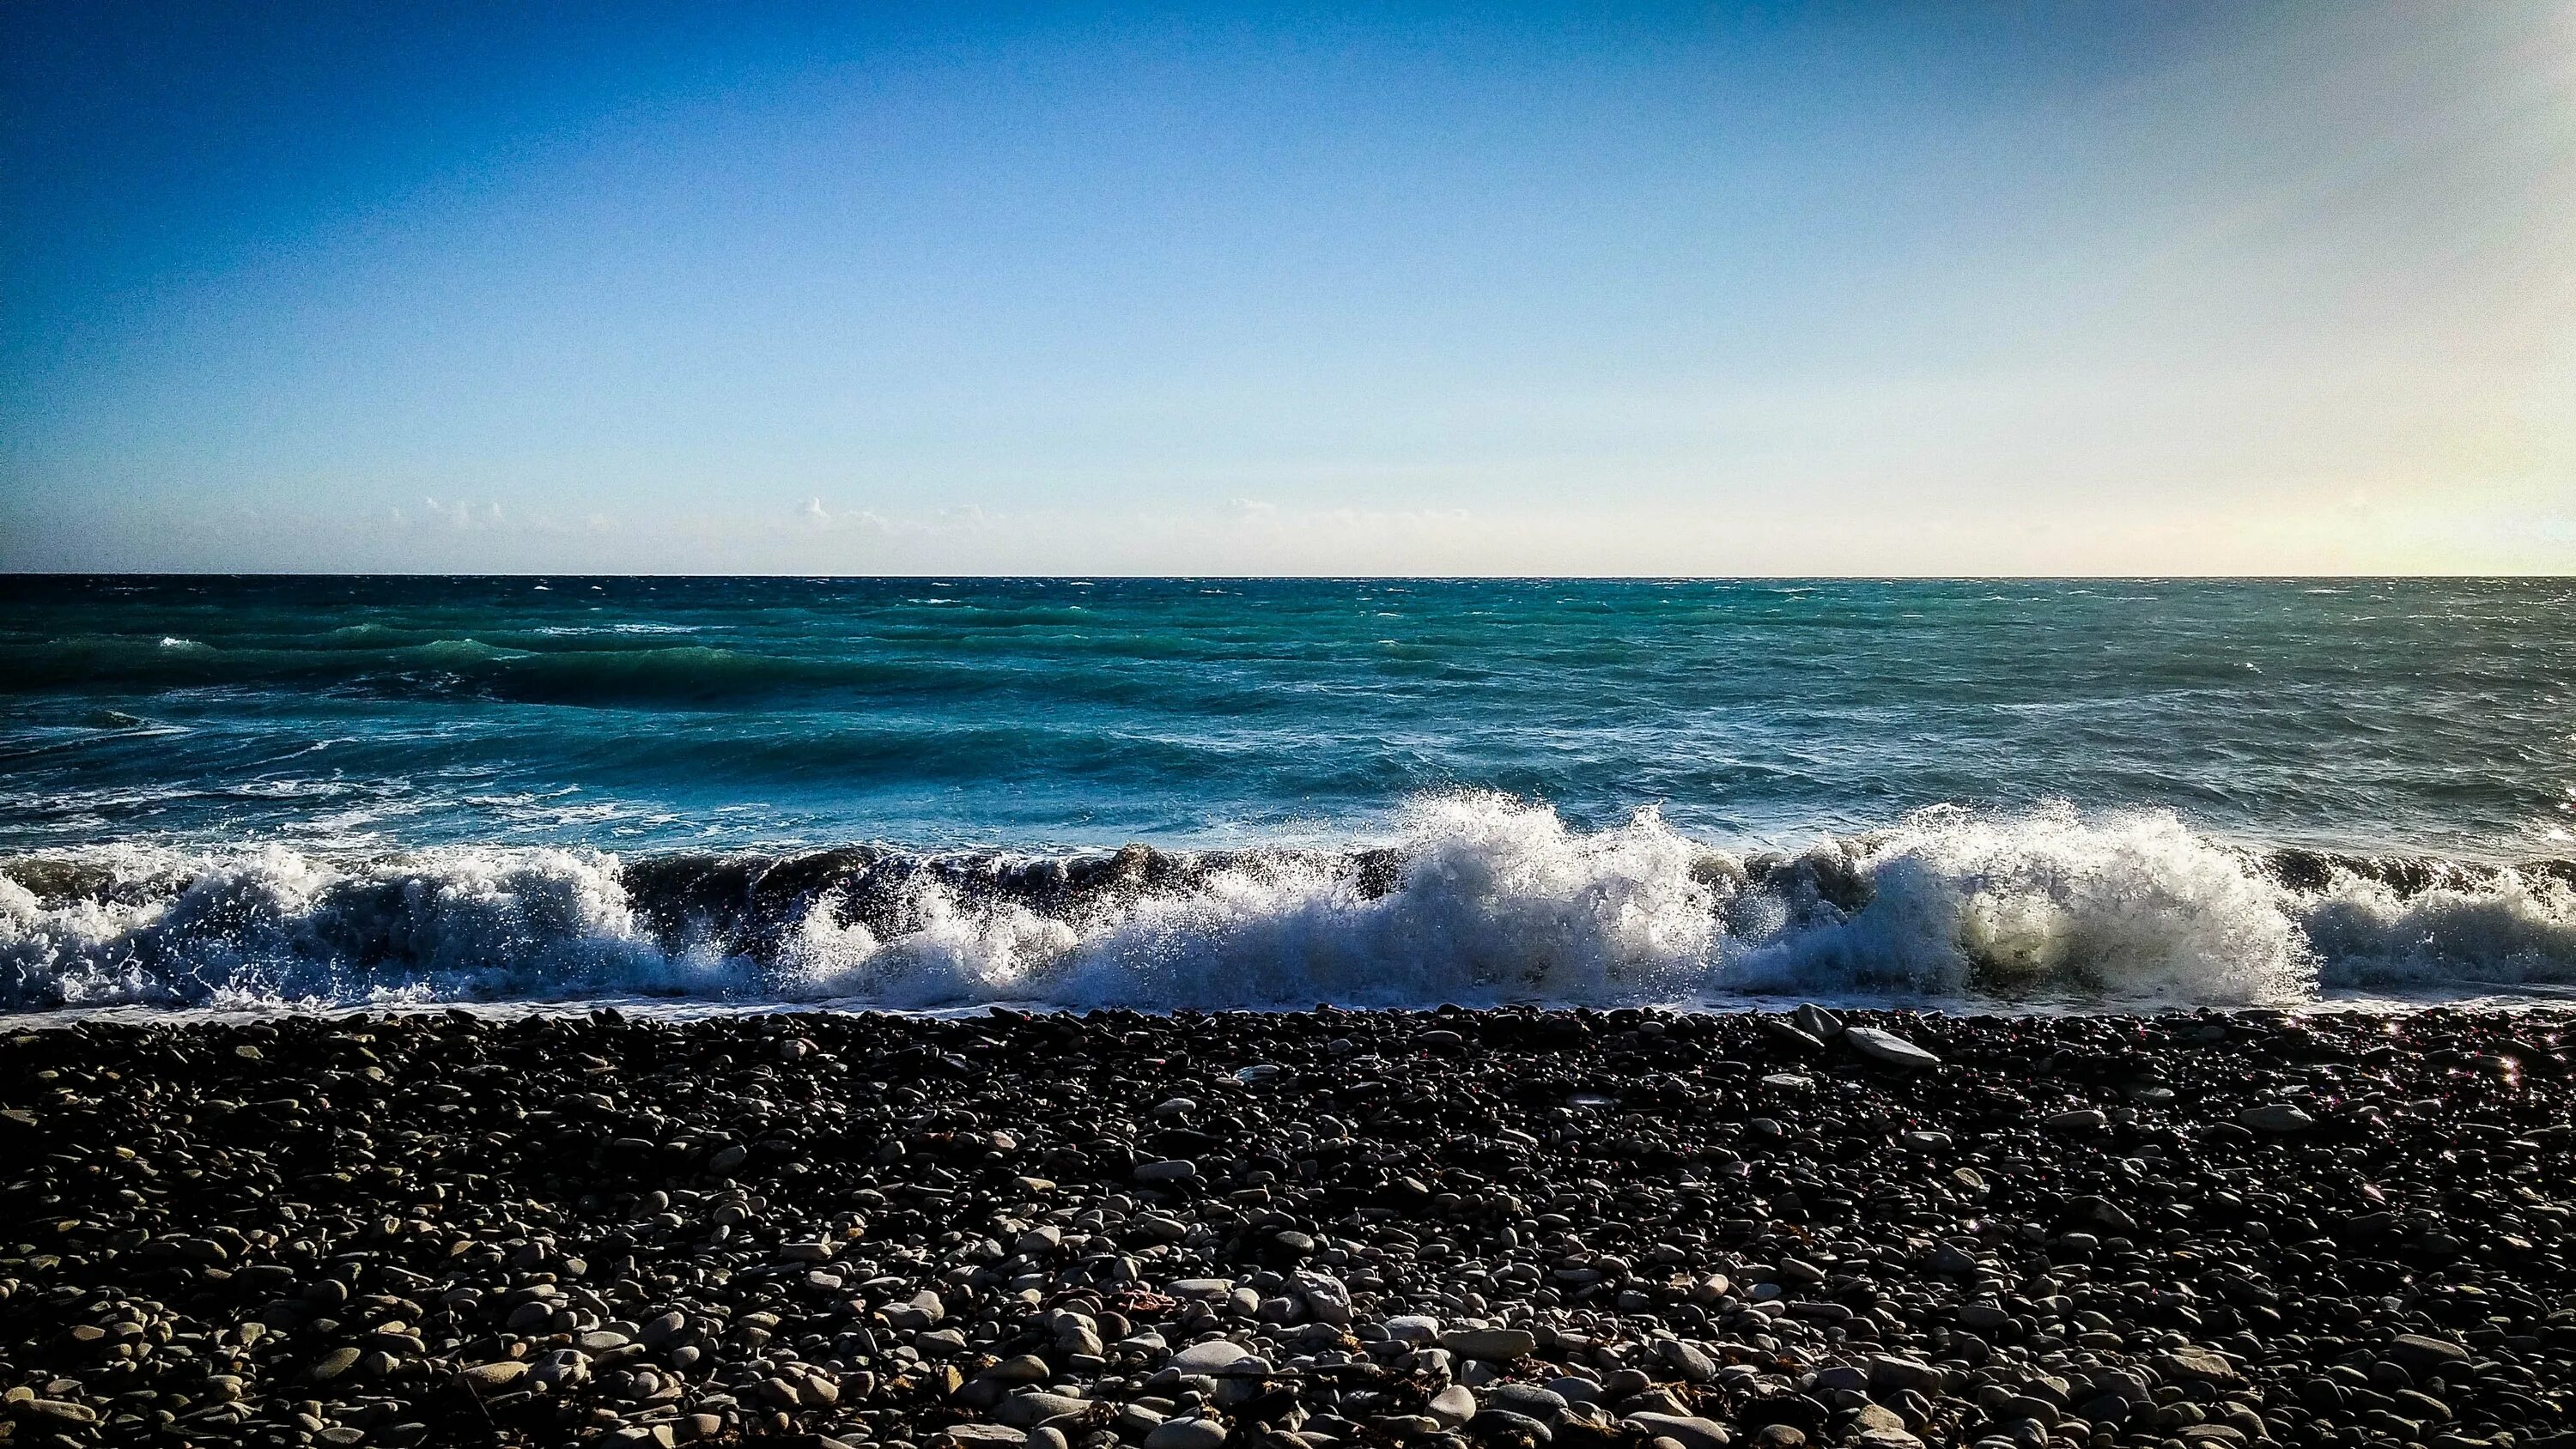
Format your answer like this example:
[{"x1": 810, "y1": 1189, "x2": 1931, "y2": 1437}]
[
  {"x1": 1843, "y1": 1027, "x2": 1939, "y2": 1070},
  {"x1": 1657, "y1": 1338, "x2": 1716, "y2": 1382},
  {"x1": 1299, "y1": 1271, "x2": 1353, "y2": 1323},
  {"x1": 1170, "y1": 1339, "x2": 1270, "y2": 1374},
  {"x1": 1850, "y1": 1404, "x2": 1911, "y2": 1439},
  {"x1": 982, "y1": 1354, "x2": 1054, "y2": 1383},
  {"x1": 1438, "y1": 1327, "x2": 1536, "y2": 1361},
  {"x1": 2387, "y1": 1334, "x2": 2471, "y2": 1373},
  {"x1": 1867, "y1": 1355, "x2": 1945, "y2": 1395},
  {"x1": 1145, "y1": 1417, "x2": 1229, "y2": 1449},
  {"x1": 1474, "y1": 1409, "x2": 1558, "y2": 1444},
  {"x1": 2044, "y1": 1109, "x2": 2108, "y2": 1133},
  {"x1": 1626, "y1": 1412, "x2": 1733, "y2": 1449},
  {"x1": 458, "y1": 1361, "x2": 528, "y2": 1391},
  {"x1": 2152, "y1": 1350, "x2": 2245, "y2": 1388},
  {"x1": 1382, "y1": 1314, "x2": 1442, "y2": 1343},
  {"x1": 996, "y1": 1391, "x2": 1092, "y2": 1428},
  {"x1": 1429, "y1": 1385, "x2": 1478, "y2": 1428},
  {"x1": 2393, "y1": 1390, "x2": 2451, "y2": 1423},
  {"x1": 1486, "y1": 1384, "x2": 1569, "y2": 1420},
  {"x1": 2066, "y1": 1195, "x2": 2138, "y2": 1232},
  {"x1": 1134, "y1": 1159, "x2": 1200, "y2": 1183},
  {"x1": 881, "y1": 1288, "x2": 947, "y2": 1329},
  {"x1": 6, "y1": 1003, "x2": 2567, "y2": 1449},
  {"x1": 2239, "y1": 1103, "x2": 2315, "y2": 1133}
]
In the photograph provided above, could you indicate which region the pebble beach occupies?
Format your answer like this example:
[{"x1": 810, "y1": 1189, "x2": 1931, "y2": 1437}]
[{"x1": 4, "y1": 1006, "x2": 2572, "y2": 1449}]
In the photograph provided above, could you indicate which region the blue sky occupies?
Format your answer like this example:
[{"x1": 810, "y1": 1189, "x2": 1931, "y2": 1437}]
[{"x1": 3, "y1": 3, "x2": 2571, "y2": 573}]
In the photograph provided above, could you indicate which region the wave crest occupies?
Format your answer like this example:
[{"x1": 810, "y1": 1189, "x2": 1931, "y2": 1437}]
[{"x1": 8, "y1": 796, "x2": 2575, "y2": 1011}]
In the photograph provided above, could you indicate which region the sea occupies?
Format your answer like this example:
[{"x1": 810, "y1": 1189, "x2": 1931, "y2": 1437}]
[{"x1": 3, "y1": 574, "x2": 2572, "y2": 1016}]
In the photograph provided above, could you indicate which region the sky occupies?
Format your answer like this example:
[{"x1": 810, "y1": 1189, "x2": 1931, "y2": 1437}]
[{"x1": 3, "y1": 2, "x2": 2573, "y2": 575}]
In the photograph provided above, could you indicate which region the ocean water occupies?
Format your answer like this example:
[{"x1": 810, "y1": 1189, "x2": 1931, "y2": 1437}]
[{"x1": 3, "y1": 574, "x2": 2573, "y2": 1014}]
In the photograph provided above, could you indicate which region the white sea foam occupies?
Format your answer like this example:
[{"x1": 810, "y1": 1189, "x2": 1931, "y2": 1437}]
[{"x1": 7, "y1": 796, "x2": 2575, "y2": 1013}]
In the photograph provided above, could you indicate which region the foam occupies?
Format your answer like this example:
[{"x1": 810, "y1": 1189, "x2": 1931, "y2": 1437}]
[{"x1": 7, "y1": 796, "x2": 2575, "y2": 1013}]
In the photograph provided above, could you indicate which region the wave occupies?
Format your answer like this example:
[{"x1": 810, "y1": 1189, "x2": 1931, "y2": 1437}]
[{"x1": 6, "y1": 796, "x2": 2575, "y2": 1013}]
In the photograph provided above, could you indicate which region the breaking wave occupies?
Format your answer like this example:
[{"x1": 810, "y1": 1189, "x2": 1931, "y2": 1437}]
[{"x1": 6, "y1": 796, "x2": 2575, "y2": 1013}]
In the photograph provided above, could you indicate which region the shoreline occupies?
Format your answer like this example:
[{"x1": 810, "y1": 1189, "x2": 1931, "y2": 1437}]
[
  {"x1": 14, "y1": 991, "x2": 2576, "y2": 1033},
  {"x1": 5, "y1": 1006, "x2": 2571, "y2": 1449}
]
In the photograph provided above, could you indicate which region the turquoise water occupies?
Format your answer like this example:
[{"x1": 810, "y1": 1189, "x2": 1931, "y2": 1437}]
[{"x1": 3, "y1": 575, "x2": 2573, "y2": 1011}]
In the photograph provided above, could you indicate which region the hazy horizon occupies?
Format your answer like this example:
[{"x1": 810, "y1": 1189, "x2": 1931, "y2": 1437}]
[{"x1": 6, "y1": 3, "x2": 2573, "y2": 575}]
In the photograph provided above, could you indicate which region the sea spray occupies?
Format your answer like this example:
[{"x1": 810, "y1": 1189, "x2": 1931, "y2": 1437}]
[{"x1": 11, "y1": 795, "x2": 2576, "y2": 1013}]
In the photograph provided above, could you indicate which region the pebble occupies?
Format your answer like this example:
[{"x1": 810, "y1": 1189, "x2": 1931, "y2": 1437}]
[
  {"x1": 1629, "y1": 1410, "x2": 1735, "y2": 1449},
  {"x1": 1427, "y1": 1384, "x2": 1478, "y2": 1426},
  {"x1": 2239, "y1": 1102, "x2": 2316, "y2": 1133},
  {"x1": 1143, "y1": 1416, "x2": 1228, "y2": 1449},
  {"x1": 3, "y1": 1004, "x2": 2569, "y2": 1449},
  {"x1": 1842, "y1": 1025, "x2": 1941, "y2": 1070},
  {"x1": 1169, "y1": 1340, "x2": 1269, "y2": 1375},
  {"x1": 1438, "y1": 1327, "x2": 1536, "y2": 1361}
]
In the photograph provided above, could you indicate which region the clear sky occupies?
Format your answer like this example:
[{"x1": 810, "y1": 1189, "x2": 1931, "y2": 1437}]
[{"x1": 3, "y1": 3, "x2": 2572, "y2": 575}]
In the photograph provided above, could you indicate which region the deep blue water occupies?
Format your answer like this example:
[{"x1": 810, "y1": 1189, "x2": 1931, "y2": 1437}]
[
  {"x1": 5, "y1": 575, "x2": 2571, "y2": 856},
  {"x1": 3, "y1": 575, "x2": 2573, "y2": 1012}
]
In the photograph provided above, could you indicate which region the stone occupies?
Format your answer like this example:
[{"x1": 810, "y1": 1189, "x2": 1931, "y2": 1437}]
[
  {"x1": 457, "y1": 1361, "x2": 528, "y2": 1391},
  {"x1": 1382, "y1": 1314, "x2": 1442, "y2": 1343},
  {"x1": 1486, "y1": 1384, "x2": 1568, "y2": 1420},
  {"x1": 1170, "y1": 1340, "x2": 1270, "y2": 1375},
  {"x1": 1625, "y1": 1413, "x2": 1732, "y2": 1449},
  {"x1": 2387, "y1": 1335, "x2": 2471, "y2": 1373},
  {"x1": 1850, "y1": 1404, "x2": 1911, "y2": 1439},
  {"x1": 1429, "y1": 1386, "x2": 1478, "y2": 1428},
  {"x1": 1867, "y1": 1356, "x2": 1945, "y2": 1395},
  {"x1": 996, "y1": 1391, "x2": 1092, "y2": 1428},
  {"x1": 1145, "y1": 1417, "x2": 1229, "y2": 1449},
  {"x1": 1657, "y1": 1338, "x2": 1716, "y2": 1382},
  {"x1": 2066, "y1": 1196, "x2": 2138, "y2": 1232},
  {"x1": 2239, "y1": 1104, "x2": 2315, "y2": 1133},
  {"x1": 7, "y1": 999, "x2": 2566, "y2": 1449},
  {"x1": 1474, "y1": 1410, "x2": 1557, "y2": 1445},
  {"x1": 982, "y1": 1354, "x2": 1054, "y2": 1383},
  {"x1": 1437, "y1": 1328, "x2": 1536, "y2": 1361},
  {"x1": 1844, "y1": 1027, "x2": 1939, "y2": 1070},
  {"x1": 2152, "y1": 1350, "x2": 2244, "y2": 1388}
]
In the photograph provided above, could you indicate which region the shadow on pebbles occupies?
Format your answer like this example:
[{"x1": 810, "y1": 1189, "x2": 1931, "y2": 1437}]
[{"x1": 4, "y1": 1005, "x2": 2575, "y2": 1449}]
